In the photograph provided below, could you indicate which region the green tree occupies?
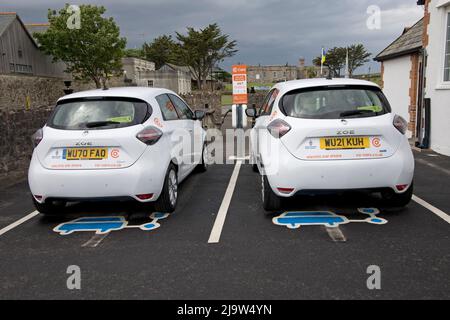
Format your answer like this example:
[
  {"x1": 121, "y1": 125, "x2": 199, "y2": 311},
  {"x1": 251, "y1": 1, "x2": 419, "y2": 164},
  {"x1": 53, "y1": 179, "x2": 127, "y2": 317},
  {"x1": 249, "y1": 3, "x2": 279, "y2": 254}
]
[
  {"x1": 174, "y1": 23, "x2": 237, "y2": 90},
  {"x1": 142, "y1": 35, "x2": 177, "y2": 69},
  {"x1": 313, "y1": 44, "x2": 371, "y2": 77},
  {"x1": 124, "y1": 48, "x2": 144, "y2": 59},
  {"x1": 35, "y1": 4, "x2": 126, "y2": 89},
  {"x1": 313, "y1": 47, "x2": 346, "y2": 77},
  {"x1": 305, "y1": 66, "x2": 318, "y2": 78},
  {"x1": 347, "y1": 44, "x2": 371, "y2": 77}
]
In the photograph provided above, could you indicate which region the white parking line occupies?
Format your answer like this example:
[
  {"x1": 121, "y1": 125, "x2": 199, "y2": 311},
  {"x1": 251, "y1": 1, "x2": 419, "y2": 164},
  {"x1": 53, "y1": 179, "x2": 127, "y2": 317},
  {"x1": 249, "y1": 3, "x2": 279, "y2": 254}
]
[
  {"x1": 0, "y1": 211, "x2": 39, "y2": 237},
  {"x1": 326, "y1": 227, "x2": 347, "y2": 242},
  {"x1": 413, "y1": 195, "x2": 450, "y2": 224},
  {"x1": 82, "y1": 233, "x2": 110, "y2": 248},
  {"x1": 208, "y1": 161, "x2": 242, "y2": 244}
]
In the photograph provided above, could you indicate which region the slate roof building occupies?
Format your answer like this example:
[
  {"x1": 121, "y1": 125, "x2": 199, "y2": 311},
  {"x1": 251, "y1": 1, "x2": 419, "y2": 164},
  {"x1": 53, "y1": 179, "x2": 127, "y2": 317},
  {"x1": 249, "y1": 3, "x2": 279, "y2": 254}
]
[
  {"x1": 374, "y1": 18, "x2": 424, "y2": 140},
  {"x1": 375, "y1": 0, "x2": 450, "y2": 156},
  {"x1": 0, "y1": 12, "x2": 66, "y2": 78}
]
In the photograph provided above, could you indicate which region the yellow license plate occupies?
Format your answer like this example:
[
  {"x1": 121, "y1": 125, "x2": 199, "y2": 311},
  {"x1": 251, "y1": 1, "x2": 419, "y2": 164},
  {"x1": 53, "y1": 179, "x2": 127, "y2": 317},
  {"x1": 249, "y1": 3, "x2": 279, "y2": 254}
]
[
  {"x1": 64, "y1": 148, "x2": 108, "y2": 160},
  {"x1": 320, "y1": 137, "x2": 370, "y2": 150}
]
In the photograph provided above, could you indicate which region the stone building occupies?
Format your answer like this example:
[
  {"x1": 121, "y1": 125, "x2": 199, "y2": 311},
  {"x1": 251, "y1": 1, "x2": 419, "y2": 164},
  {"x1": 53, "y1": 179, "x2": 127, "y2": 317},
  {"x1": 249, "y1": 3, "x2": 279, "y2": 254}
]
[
  {"x1": 121, "y1": 57, "x2": 156, "y2": 86},
  {"x1": 144, "y1": 63, "x2": 192, "y2": 94},
  {"x1": 247, "y1": 64, "x2": 298, "y2": 83},
  {"x1": 0, "y1": 12, "x2": 66, "y2": 78},
  {"x1": 374, "y1": 18, "x2": 424, "y2": 140},
  {"x1": 247, "y1": 58, "x2": 328, "y2": 84}
]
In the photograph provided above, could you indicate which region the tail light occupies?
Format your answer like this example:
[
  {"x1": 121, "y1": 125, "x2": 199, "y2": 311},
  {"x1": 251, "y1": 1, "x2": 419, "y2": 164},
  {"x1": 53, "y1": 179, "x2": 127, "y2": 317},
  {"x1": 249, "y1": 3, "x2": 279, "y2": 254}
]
[
  {"x1": 31, "y1": 128, "x2": 43, "y2": 148},
  {"x1": 396, "y1": 184, "x2": 409, "y2": 191},
  {"x1": 136, "y1": 193, "x2": 154, "y2": 200},
  {"x1": 136, "y1": 126, "x2": 163, "y2": 145},
  {"x1": 393, "y1": 115, "x2": 408, "y2": 135},
  {"x1": 277, "y1": 187, "x2": 295, "y2": 194},
  {"x1": 267, "y1": 119, "x2": 291, "y2": 139}
]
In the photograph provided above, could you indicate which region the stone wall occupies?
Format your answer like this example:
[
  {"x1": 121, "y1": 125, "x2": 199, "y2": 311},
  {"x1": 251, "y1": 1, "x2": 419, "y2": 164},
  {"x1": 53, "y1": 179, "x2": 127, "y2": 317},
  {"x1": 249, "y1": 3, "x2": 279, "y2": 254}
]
[
  {"x1": 0, "y1": 74, "x2": 131, "y2": 111},
  {"x1": 0, "y1": 105, "x2": 53, "y2": 177}
]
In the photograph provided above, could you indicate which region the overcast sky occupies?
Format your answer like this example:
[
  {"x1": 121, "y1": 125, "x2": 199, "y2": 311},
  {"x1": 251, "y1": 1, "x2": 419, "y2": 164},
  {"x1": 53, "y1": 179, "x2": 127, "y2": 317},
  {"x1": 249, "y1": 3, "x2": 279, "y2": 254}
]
[{"x1": 2, "y1": 0, "x2": 424, "y2": 74}]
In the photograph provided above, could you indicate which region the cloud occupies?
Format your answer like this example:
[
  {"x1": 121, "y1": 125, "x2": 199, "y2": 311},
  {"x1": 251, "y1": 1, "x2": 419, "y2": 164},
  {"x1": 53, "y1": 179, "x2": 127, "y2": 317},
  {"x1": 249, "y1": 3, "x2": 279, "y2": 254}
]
[{"x1": 2, "y1": 0, "x2": 424, "y2": 73}]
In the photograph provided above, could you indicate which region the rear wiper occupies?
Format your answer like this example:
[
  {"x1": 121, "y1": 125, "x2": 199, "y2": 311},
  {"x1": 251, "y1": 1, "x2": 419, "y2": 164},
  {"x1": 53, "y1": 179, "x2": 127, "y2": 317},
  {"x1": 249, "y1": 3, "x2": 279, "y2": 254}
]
[
  {"x1": 340, "y1": 110, "x2": 375, "y2": 118},
  {"x1": 85, "y1": 121, "x2": 121, "y2": 128}
]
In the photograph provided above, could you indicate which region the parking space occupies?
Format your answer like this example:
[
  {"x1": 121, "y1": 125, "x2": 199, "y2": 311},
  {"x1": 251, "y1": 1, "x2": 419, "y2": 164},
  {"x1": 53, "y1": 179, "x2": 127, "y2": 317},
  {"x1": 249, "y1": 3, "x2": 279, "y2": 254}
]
[{"x1": 0, "y1": 150, "x2": 449, "y2": 299}]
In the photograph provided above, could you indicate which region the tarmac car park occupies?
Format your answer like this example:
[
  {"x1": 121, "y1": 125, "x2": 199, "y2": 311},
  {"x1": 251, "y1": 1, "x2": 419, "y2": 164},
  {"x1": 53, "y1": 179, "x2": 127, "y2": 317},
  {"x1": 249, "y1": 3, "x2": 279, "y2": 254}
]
[{"x1": 0, "y1": 82, "x2": 449, "y2": 300}]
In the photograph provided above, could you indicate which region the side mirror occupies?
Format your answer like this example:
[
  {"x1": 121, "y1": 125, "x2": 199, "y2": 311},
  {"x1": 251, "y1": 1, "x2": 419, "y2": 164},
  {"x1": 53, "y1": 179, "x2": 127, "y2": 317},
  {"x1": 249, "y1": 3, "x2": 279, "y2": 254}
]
[
  {"x1": 194, "y1": 110, "x2": 206, "y2": 120},
  {"x1": 245, "y1": 108, "x2": 257, "y2": 118}
]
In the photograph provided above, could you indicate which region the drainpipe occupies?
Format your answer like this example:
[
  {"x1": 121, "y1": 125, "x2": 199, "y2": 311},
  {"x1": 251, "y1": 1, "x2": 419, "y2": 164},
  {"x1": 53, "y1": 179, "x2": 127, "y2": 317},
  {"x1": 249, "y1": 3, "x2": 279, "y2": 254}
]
[{"x1": 417, "y1": 48, "x2": 431, "y2": 149}]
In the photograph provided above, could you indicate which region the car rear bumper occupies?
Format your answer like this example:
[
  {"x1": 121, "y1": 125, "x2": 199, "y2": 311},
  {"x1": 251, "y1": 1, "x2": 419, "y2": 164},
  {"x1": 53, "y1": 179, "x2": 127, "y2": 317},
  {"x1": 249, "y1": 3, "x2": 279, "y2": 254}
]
[
  {"x1": 263, "y1": 139, "x2": 415, "y2": 197},
  {"x1": 28, "y1": 148, "x2": 169, "y2": 204}
]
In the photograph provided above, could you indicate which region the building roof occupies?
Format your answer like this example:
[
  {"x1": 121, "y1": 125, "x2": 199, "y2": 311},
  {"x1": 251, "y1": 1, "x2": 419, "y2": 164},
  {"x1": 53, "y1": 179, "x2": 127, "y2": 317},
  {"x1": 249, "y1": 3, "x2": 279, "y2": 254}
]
[
  {"x1": 374, "y1": 18, "x2": 423, "y2": 62},
  {"x1": 25, "y1": 23, "x2": 50, "y2": 38},
  {"x1": 164, "y1": 63, "x2": 191, "y2": 73},
  {"x1": 0, "y1": 12, "x2": 39, "y2": 47},
  {"x1": 0, "y1": 12, "x2": 17, "y2": 37}
]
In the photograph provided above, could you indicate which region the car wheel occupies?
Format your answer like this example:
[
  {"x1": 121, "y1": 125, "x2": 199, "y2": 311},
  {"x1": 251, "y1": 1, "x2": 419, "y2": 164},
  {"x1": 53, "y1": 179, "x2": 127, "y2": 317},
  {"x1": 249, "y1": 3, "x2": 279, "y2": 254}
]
[
  {"x1": 381, "y1": 182, "x2": 414, "y2": 208},
  {"x1": 32, "y1": 197, "x2": 66, "y2": 216},
  {"x1": 261, "y1": 174, "x2": 281, "y2": 212},
  {"x1": 195, "y1": 143, "x2": 209, "y2": 173},
  {"x1": 154, "y1": 164, "x2": 178, "y2": 213}
]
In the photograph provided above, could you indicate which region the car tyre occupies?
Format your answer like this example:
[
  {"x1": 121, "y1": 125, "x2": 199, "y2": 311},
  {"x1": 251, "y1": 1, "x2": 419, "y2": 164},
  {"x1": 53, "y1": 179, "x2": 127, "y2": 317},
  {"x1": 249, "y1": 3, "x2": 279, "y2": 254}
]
[
  {"x1": 381, "y1": 182, "x2": 414, "y2": 208},
  {"x1": 154, "y1": 164, "x2": 178, "y2": 213},
  {"x1": 32, "y1": 197, "x2": 66, "y2": 216},
  {"x1": 195, "y1": 143, "x2": 208, "y2": 173},
  {"x1": 261, "y1": 174, "x2": 282, "y2": 212}
]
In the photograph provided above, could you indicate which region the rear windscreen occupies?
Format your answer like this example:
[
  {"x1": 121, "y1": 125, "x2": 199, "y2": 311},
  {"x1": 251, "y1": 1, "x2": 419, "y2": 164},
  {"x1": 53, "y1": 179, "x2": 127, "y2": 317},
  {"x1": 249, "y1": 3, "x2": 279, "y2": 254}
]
[
  {"x1": 281, "y1": 86, "x2": 391, "y2": 119},
  {"x1": 47, "y1": 97, "x2": 150, "y2": 130}
]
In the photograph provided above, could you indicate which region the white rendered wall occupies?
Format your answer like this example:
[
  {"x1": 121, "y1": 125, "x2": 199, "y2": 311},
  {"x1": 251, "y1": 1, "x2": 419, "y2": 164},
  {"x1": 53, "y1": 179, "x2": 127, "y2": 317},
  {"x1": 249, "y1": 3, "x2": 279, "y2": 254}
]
[
  {"x1": 424, "y1": 1, "x2": 450, "y2": 156},
  {"x1": 382, "y1": 56, "x2": 413, "y2": 138}
]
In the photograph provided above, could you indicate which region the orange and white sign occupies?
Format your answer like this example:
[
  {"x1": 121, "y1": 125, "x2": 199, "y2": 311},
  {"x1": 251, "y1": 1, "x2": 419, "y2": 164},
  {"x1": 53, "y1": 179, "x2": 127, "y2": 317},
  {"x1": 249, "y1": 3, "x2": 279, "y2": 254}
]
[{"x1": 232, "y1": 65, "x2": 248, "y2": 104}]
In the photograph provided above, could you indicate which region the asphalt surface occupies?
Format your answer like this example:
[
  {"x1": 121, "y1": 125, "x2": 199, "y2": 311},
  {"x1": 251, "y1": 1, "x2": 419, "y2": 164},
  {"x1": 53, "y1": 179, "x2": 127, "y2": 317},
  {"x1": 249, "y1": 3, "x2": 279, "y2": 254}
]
[{"x1": 0, "y1": 150, "x2": 449, "y2": 300}]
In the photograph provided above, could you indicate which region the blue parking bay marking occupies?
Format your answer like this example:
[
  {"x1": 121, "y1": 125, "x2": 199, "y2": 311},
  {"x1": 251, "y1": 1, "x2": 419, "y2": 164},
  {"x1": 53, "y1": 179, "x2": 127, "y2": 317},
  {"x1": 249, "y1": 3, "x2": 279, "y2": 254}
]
[
  {"x1": 53, "y1": 212, "x2": 170, "y2": 235},
  {"x1": 273, "y1": 208, "x2": 387, "y2": 230}
]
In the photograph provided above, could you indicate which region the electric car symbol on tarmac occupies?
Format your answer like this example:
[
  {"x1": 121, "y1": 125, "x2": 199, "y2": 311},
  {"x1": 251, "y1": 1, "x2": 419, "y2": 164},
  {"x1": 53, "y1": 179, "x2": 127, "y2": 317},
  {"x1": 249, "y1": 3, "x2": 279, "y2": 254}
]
[
  {"x1": 53, "y1": 212, "x2": 170, "y2": 235},
  {"x1": 272, "y1": 208, "x2": 387, "y2": 230}
]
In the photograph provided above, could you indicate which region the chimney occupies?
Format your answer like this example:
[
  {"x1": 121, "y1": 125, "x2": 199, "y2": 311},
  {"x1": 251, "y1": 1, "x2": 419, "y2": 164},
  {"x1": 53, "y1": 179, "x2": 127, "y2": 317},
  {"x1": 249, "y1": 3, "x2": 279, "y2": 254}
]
[{"x1": 298, "y1": 57, "x2": 305, "y2": 68}]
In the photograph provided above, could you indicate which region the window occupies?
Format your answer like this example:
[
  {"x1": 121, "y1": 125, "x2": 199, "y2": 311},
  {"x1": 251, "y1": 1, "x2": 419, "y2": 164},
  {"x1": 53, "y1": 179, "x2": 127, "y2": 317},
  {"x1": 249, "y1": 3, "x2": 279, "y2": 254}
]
[
  {"x1": 9, "y1": 63, "x2": 14, "y2": 72},
  {"x1": 281, "y1": 86, "x2": 390, "y2": 120},
  {"x1": 147, "y1": 80, "x2": 154, "y2": 87},
  {"x1": 14, "y1": 64, "x2": 32, "y2": 74},
  {"x1": 444, "y1": 12, "x2": 450, "y2": 82},
  {"x1": 156, "y1": 94, "x2": 179, "y2": 121},
  {"x1": 47, "y1": 98, "x2": 150, "y2": 130},
  {"x1": 18, "y1": 49, "x2": 23, "y2": 58},
  {"x1": 169, "y1": 94, "x2": 193, "y2": 119},
  {"x1": 259, "y1": 89, "x2": 279, "y2": 116}
]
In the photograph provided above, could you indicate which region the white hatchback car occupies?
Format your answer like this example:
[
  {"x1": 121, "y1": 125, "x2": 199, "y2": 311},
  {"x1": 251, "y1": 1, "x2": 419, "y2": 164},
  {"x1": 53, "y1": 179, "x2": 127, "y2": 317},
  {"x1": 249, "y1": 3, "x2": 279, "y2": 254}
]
[
  {"x1": 29, "y1": 87, "x2": 208, "y2": 215},
  {"x1": 247, "y1": 78, "x2": 415, "y2": 212}
]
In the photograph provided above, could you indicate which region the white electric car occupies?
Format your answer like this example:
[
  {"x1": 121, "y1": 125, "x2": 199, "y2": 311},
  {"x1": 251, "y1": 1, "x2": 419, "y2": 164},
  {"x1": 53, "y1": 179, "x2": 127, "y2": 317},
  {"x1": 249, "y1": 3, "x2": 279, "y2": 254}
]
[
  {"x1": 246, "y1": 78, "x2": 415, "y2": 212},
  {"x1": 29, "y1": 87, "x2": 208, "y2": 215}
]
